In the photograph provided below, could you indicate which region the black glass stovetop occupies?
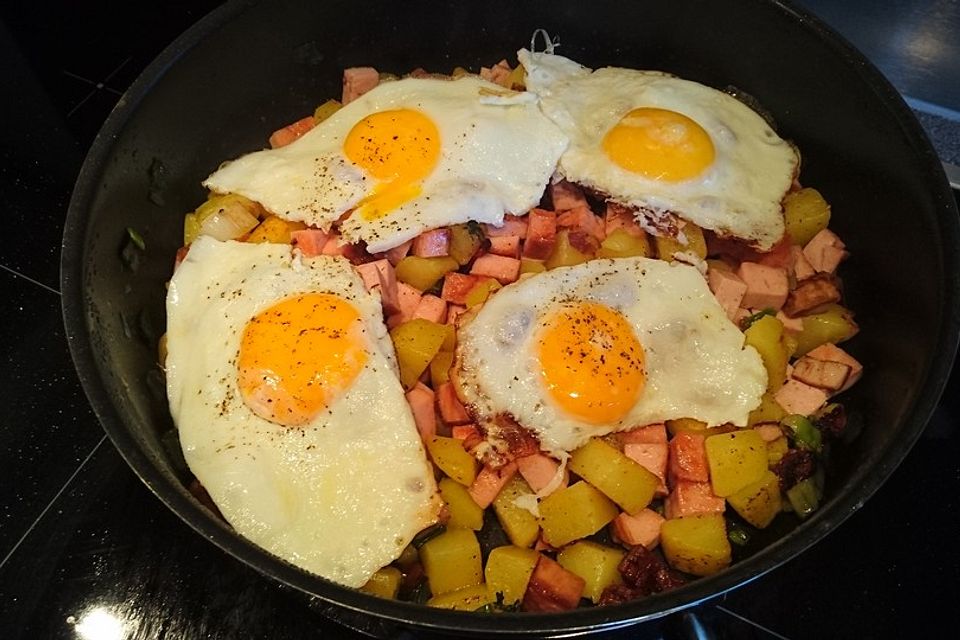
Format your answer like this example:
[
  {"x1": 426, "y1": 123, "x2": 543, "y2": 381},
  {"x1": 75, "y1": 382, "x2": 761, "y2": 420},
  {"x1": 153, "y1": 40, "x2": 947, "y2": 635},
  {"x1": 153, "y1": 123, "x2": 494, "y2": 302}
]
[{"x1": 2, "y1": 2, "x2": 958, "y2": 638}]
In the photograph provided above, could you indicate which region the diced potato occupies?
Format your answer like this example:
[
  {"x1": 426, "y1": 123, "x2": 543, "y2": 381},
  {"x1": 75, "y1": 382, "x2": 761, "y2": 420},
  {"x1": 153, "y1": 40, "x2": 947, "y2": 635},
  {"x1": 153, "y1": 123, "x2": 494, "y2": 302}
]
[
  {"x1": 313, "y1": 99, "x2": 342, "y2": 123},
  {"x1": 389, "y1": 319, "x2": 449, "y2": 389},
  {"x1": 660, "y1": 513, "x2": 732, "y2": 577},
  {"x1": 748, "y1": 392, "x2": 787, "y2": 426},
  {"x1": 743, "y1": 314, "x2": 788, "y2": 391},
  {"x1": 767, "y1": 436, "x2": 789, "y2": 466},
  {"x1": 420, "y1": 528, "x2": 483, "y2": 596},
  {"x1": 726, "y1": 470, "x2": 782, "y2": 529},
  {"x1": 666, "y1": 417, "x2": 709, "y2": 436},
  {"x1": 655, "y1": 222, "x2": 707, "y2": 261},
  {"x1": 569, "y1": 438, "x2": 658, "y2": 514},
  {"x1": 485, "y1": 546, "x2": 539, "y2": 606},
  {"x1": 427, "y1": 436, "x2": 479, "y2": 486},
  {"x1": 246, "y1": 215, "x2": 306, "y2": 244},
  {"x1": 439, "y1": 477, "x2": 484, "y2": 530},
  {"x1": 395, "y1": 255, "x2": 459, "y2": 291},
  {"x1": 439, "y1": 323, "x2": 456, "y2": 351},
  {"x1": 793, "y1": 304, "x2": 858, "y2": 356},
  {"x1": 448, "y1": 223, "x2": 484, "y2": 265},
  {"x1": 539, "y1": 481, "x2": 619, "y2": 547},
  {"x1": 705, "y1": 430, "x2": 768, "y2": 497},
  {"x1": 492, "y1": 476, "x2": 540, "y2": 548},
  {"x1": 783, "y1": 187, "x2": 831, "y2": 246},
  {"x1": 556, "y1": 541, "x2": 625, "y2": 603},
  {"x1": 465, "y1": 278, "x2": 502, "y2": 308},
  {"x1": 597, "y1": 228, "x2": 651, "y2": 259},
  {"x1": 545, "y1": 229, "x2": 591, "y2": 270},
  {"x1": 506, "y1": 64, "x2": 526, "y2": 89},
  {"x1": 427, "y1": 583, "x2": 495, "y2": 610},
  {"x1": 360, "y1": 566, "x2": 402, "y2": 599},
  {"x1": 520, "y1": 257, "x2": 547, "y2": 274},
  {"x1": 430, "y1": 350, "x2": 455, "y2": 388}
]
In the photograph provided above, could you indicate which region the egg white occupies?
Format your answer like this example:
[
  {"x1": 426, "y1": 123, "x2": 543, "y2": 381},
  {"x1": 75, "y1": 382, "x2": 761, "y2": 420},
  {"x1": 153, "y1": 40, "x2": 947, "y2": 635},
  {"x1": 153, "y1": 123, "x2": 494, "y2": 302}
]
[
  {"x1": 518, "y1": 50, "x2": 799, "y2": 250},
  {"x1": 203, "y1": 76, "x2": 568, "y2": 253},
  {"x1": 454, "y1": 257, "x2": 767, "y2": 457},
  {"x1": 165, "y1": 236, "x2": 441, "y2": 587}
]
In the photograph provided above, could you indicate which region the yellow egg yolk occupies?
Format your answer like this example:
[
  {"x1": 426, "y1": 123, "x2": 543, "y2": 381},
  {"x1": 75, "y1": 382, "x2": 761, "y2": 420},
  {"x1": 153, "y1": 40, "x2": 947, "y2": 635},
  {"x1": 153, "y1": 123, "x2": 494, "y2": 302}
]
[
  {"x1": 537, "y1": 302, "x2": 646, "y2": 425},
  {"x1": 602, "y1": 107, "x2": 715, "y2": 182},
  {"x1": 343, "y1": 108, "x2": 441, "y2": 220},
  {"x1": 238, "y1": 293, "x2": 368, "y2": 427}
]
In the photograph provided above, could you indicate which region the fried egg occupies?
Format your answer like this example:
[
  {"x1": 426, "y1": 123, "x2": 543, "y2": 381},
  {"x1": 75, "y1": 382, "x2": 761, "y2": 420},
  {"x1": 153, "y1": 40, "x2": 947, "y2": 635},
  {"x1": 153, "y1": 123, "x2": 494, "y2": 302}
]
[
  {"x1": 454, "y1": 257, "x2": 766, "y2": 457},
  {"x1": 203, "y1": 76, "x2": 568, "y2": 253},
  {"x1": 518, "y1": 50, "x2": 799, "y2": 250},
  {"x1": 165, "y1": 236, "x2": 441, "y2": 587}
]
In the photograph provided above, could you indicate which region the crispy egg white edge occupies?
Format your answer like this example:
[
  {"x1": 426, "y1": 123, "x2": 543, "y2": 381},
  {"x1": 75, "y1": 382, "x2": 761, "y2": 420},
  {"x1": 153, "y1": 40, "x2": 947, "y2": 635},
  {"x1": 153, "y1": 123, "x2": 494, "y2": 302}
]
[
  {"x1": 165, "y1": 236, "x2": 441, "y2": 587},
  {"x1": 518, "y1": 49, "x2": 799, "y2": 250},
  {"x1": 204, "y1": 76, "x2": 569, "y2": 253},
  {"x1": 454, "y1": 257, "x2": 767, "y2": 456}
]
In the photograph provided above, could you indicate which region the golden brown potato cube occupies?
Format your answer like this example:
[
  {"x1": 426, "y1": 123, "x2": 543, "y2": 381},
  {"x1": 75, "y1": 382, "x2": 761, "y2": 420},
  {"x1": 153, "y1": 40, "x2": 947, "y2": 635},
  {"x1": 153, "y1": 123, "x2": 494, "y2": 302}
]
[
  {"x1": 766, "y1": 436, "x2": 789, "y2": 466},
  {"x1": 783, "y1": 187, "x2": 831, "y2": 246},
  {"x1": 743, "y1": 314, "x2": 788, "y2": 392},
  {"x1": 545, "y1": 229, "x2": 592, "y2": 269},
  {"x1": 360, "y1": 566, "x2": 402, "y2": 599},
  {"x1": 389, "y1": 319, "x2": 449, "y2": 389},
  {"x1": 569, "y1": 438, "x2": 658, "y2": 514},
  {"x1": 427, "y1": 437, "x2": 479, "y2": 486},
  {"x1": 705, "y1": 429, "x2": 768, "y2": 497},
  {"x1": 655, "y1": 222, "x2": 707, "y2": 261},
  {"x1": 727, "y1": 470, "x2": 782, "y2": 528},
  {"x1": 492, "y1": 476, "x2": 540, "y2": 548},
  {"x1": 660, "y1": 513, "x2": 732, "y2": 577},
  {"x1": 666, "y1": 417, "x2": 709, "y2": 436},
  {"x1": 748, "y1": 392, "x2": 787, "y2": 426},
  {"x1": 246, "y1": 215, "x2": 306, "y2": 244},
  {"x1": 429, "y1": 350, "x2": 455, "y2": 388},
  {"x1": 426, "y1": 583, "x2": 495, "y2": 610},
  {"x1": 484, "y1": 546, "x2": 540, "y2": 606},
  {"x1": 395, "y1": 255, "x2": 459, "y2": 291},
  {"x1": 539, "y1": 481, "x2": 619, "y2": 547},
  {"x1": 448, "y1": 223, "x2": 484, "y2": 265},
  {"x1": 439, "y1": 477, "x2": 484, "y2": 531},
  {"x1": 420, "y1": 528, "x2": 483, "y2": 596},
  {"x1": 793, "y1": 304, "x2": 858, "y2": 356},
  {"x1": 597, "y1": 228, "x2": 651, "y2": 259},
  {"x1": 557, "y1": 541, "x2": 625, "y2": 603}
]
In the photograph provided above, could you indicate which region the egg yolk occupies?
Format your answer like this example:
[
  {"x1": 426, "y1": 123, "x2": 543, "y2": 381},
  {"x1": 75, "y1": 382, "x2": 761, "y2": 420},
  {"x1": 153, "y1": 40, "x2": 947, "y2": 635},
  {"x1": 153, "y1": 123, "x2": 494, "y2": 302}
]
[
  {"x1": 343, "y1": 108, "x2": 441, "y2": 220},
  {"x1": 237, "y1": 293, "x2": 368, "y2": 427},
  {"x1": 602, "y1": 107, "x2": 715, "y2": 182},
  {"x1": 537, "y1": 302, "x2": 646, "y2": 425}
]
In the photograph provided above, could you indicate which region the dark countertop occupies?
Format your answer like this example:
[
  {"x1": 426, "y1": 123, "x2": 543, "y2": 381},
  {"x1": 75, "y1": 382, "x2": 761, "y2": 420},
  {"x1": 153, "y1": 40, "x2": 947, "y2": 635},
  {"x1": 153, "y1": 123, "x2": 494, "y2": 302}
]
[{"x1": 1, "y1": 1, "x2": 957, "y2": 638}]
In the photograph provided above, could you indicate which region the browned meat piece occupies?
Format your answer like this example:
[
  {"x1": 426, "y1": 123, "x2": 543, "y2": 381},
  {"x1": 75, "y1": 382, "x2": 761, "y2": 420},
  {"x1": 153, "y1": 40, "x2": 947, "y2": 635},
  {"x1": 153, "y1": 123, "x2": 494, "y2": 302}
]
[
  {"x1": 773, "y1": 448, "x2": 816, "y2": 490},
  {"x1": 783, "y1": 273, "x2": 842, "y2": 317}
]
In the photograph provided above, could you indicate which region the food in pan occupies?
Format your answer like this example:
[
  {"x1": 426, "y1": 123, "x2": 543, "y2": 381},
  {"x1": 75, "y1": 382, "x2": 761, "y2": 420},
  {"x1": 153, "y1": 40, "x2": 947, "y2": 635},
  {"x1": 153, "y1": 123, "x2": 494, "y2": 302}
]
[{"x1": 163, "y1": 47, "x2": 861, "y2": 611}]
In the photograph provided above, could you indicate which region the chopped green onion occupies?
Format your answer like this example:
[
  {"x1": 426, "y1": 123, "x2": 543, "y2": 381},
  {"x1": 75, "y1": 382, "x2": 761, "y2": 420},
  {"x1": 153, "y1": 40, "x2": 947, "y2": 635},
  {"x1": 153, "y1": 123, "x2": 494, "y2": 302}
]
[
  {"x1": 781, "y1": 414, "x2": 822, "y2": 452},
  {"x1": 126, "y1": 227, "x2": 146, "y2": 250},
  {"x1": 728, "y1": 527, "x2": 751, "y2": 546},
  {"x1": 786, "y1": 477, "x2": 821, "y2": 519}
]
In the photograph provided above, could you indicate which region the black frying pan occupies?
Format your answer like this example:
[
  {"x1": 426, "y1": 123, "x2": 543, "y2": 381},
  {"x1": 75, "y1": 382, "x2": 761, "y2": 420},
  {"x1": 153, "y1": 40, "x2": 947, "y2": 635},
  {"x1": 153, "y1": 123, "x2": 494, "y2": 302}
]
[{"x1": 61, "y1": 0, "x2": 960, "y2": 635}]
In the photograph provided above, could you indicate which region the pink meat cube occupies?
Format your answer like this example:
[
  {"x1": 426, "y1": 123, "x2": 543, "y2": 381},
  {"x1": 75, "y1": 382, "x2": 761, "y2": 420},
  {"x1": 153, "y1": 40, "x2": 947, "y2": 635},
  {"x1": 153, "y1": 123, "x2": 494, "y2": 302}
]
[
  {"x1": 412, "y1": 228, "x2": 451, "y2": 258},
  {"x1": 550, "y1": 180, "x2": 589, "y2": 212},
  {"x1": 775, "y1": 379, "x2": 829, "y2": 415},
  {"x1": 470, "y1": 253, "x2": 521, "y2": 284},
  {"x1": 665, "y1": 481, "x2": 726, "y2": 519},
  {"x1": 412, "y1": 294, "x2": 448, "y2": 324},
  {"x1": 342, "y1": 66, "x2": 380, "y2": 104},
  {"x1": 737, "y1": 261, "x2": 789, "y2": 311},
  {"x1": 611, "y1": 509, "x2": 665, "y2": 549},
  {"x1": 708, "y1": 268, "x2": 748, "y2": 320}
]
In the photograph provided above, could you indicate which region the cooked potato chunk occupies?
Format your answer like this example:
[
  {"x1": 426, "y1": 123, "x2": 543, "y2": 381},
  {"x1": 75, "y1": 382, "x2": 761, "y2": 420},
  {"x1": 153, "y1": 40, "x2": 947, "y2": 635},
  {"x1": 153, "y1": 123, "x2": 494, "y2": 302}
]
[
  {"x1": 660, "y1": 513, "x2": 732, "y2": 576},
  {"x1": 390, "y1": 319, "x2": 449, "y2": 389},
  {"x1": 793, "y1": 304, "x2": 858, "y2": 356},
  {"x1": 569, "y1": 438, "x2": 658, "y2": 514},
  {"x1": 705, "y1": 430, "x2": 768, "y2": 497},
  {"x1": 539, "y1": 481, "x2": 619, "y2": 547},
  {"x1": 420, "y1": 528, "x2": 483, "y2": 596},
  {"x1": 783, "y1": 187, "x2": 831, "y2": 246},
  {"x1": 597, "y1": 228, "x2": 651, "y2": 259},
  {"x1": 748, "y1": 391, "x2": 787, "y2": 426},
  {"x1": 439, "y1": 477, "x2": 484, "y2": 530},
  {"x1": 743, "y1": 314, "x2": 788, "y2": 392},
  {"x1": 545, "y1": 229, "x2": 591, "y2": 269},
  {"x1": 395, "y1": 255, "x2": 459, "y2": 291},
  {"x1": 726, "y1": 470, "x2": 782, "y2": 528},
  {"x1": 557, "y1": 541, "x2": 625, "y2": 603},
  {"x1": 427, "y1": 583, "x2": 495, "y2": 610},
  {"x1": 427, "y1": 436, "x2": 479, "y2": 486},
  {"x1": 360, "y1": 566, "x2": 402, "y2": 599},
  {"x1": 485, "y1": 546, "x2": 540, "y2": 606},
  {"x1": 492, "y1": 476, "x2": 540, "y2": 548},
  {"x1": 654, "y1": 221, "x2": 707, "y2": 261}
]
